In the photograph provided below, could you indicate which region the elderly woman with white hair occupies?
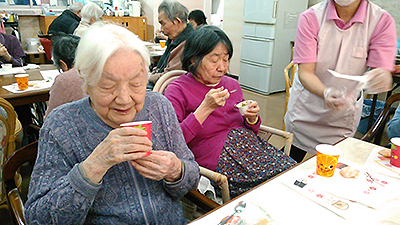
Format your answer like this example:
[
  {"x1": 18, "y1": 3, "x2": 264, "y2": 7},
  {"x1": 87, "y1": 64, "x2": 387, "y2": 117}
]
[
  {"x1": 74, "y1": 2, "x2": 103, "y2": 37},
  {"x1": 25, "y1": 24, "x2": 199, "y2": 224}
]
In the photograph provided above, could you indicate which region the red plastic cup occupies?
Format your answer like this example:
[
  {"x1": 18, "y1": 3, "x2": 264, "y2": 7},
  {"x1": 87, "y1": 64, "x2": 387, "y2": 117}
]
[
  {"x1": 120, "y1": 121, "x2": 152, "y2": 156},
  {"x1": 390, "y1": 138, "x2": 400, "y2": 168}
]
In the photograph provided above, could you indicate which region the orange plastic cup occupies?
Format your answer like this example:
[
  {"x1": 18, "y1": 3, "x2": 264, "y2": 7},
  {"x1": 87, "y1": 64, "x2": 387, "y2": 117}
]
[
  {"x1": 15, "y1": 74, "x2": 29, "y2": 90},
  {"x1": 316, "y1": 144, "x2": 342, "y2": 177},
  {"x1": 159, "y1": 40, "x2": 166, "y2": 48},
  {"x1": 120, "y1": 121, "x2": 152, "y2": 157}
]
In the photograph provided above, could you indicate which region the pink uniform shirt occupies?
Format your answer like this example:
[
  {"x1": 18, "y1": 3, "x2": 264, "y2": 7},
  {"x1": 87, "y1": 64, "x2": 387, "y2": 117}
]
[{"x1": 293, "y1": 0, "x2": 396, "y2": 71}]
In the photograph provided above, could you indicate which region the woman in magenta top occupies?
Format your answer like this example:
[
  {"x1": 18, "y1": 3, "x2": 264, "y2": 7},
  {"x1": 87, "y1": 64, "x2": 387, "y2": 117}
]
[{"x1": 165, "y1": 26, "x2": 296, "y2": 197}]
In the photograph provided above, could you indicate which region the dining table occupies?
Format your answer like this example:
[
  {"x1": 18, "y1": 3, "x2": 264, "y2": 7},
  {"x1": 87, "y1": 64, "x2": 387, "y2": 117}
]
[
  {"x1": 0, "y1": 64, "x2": 58, "y2": 107},
  {"x1": 190, "y1": 137, "x2": 400, "y2": 225}
]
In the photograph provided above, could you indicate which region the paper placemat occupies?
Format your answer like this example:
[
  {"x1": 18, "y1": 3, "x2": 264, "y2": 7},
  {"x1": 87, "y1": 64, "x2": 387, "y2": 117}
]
[
  {"x1": 2, "y1": 80, "x2": 53, "y2": 93},
  {"x1": 364, "y1": 147, "x2": 400, "y2": 179},
  {"x1": 40, "y1": 69, "x2": 60, "y2": 83},
  {"x1": 0, "y1": 67, "x2": 26, "y2": 76},
  {"x1": 281, "y1": 159, "x2": 400, "y2": 219}
]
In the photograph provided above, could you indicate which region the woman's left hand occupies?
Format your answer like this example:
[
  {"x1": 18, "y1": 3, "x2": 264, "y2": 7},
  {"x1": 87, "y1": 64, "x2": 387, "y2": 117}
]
[
  {"x1": 243, "y1": 101, "x2": 260, "y2": 123},
  {"x1": 130, "y1": 151, "x2": 182, "y2": 182}
]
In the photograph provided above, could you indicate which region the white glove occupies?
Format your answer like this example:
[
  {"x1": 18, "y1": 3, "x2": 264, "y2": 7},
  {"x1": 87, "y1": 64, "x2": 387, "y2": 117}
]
[
  {"x1": 363, "y1": 68, "x2": 392, "y2": 94},
  {"x1": 323, "y1": 87, "x2": 353, "y2": 111}
]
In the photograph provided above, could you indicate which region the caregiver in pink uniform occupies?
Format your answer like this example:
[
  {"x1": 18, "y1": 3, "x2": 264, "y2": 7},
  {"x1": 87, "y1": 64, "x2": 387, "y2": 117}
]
[{"x1": 285, "y1": 0, "x2": 397, "y2": 162}]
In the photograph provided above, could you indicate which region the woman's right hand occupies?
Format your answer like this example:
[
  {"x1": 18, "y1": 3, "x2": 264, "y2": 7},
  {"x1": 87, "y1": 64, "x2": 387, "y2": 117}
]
[
  {"x1": 194, "y1": 87, "x2": 229, "y2": 124},
  {"x1": 81, "y1": 127, "x2": 152, "y2": 183},
  {"x1": 202, "y1": 87, "x2": 230, "y2": 110}
]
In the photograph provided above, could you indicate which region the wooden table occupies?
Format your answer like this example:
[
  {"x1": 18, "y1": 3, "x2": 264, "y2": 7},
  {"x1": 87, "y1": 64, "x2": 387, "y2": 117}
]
[
  {"x1": 0, "y1": 65, "x2": 56, "y2": 107},
  {"x1": 190, "y1": 138, "x2": 400, "y2": 225}
]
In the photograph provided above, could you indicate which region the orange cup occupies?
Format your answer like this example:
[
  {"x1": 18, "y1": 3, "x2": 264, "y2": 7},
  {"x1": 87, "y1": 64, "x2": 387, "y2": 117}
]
[
  {"x1": 159, "y1": 40, "x2": 166, "y2": 48},
  {"x1": 120, "y1": 121, "x2": 152, "y2": 157},
  {"x1": 390, "y1": 138, "x2": 400, "y2": 168},
  {"x1": 315, "y1": 144, "x2": 342, "y2": 177},
  {"x1": 15, "y1": 74, "x2": 29, "y2": 90}
]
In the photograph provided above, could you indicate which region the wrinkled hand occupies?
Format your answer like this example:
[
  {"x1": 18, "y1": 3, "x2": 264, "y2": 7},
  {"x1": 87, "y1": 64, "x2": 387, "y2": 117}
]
[
  {"x1": 363, "y1": 68, "x2": 392, "y2": 94},
  {"x1": 82, "y1": 127, "x2": 152, "y2": 183},
  {"x1": 130, "y1": 151, "x2": 182, "y2": 182},
  {"x1": 243, "y1": 101, "x2": 260, "y2": 123},
  {"x1": 0, "y1": 44, "x2": 11, "y2": 61},
  {"x1": 155, "y1": 29, "x2": 168, "y2": 40},
  {"x1": 324, "y1": 87, "x2": 354, "y2": 111},
  {"x1": 202, "y1": 87, "x2": 230, "y2": 111}
]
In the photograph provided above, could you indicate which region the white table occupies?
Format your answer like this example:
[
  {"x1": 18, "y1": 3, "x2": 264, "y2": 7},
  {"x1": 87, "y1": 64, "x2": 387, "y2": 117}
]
[{"x1": 190, "y1": 138, "x2": 400, "y2": 225}]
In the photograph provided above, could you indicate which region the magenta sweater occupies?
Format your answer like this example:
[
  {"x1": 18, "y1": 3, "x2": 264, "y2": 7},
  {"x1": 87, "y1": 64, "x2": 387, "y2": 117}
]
[{"x1": 165, "y1": 73, "x2": 261, "y2": 170}]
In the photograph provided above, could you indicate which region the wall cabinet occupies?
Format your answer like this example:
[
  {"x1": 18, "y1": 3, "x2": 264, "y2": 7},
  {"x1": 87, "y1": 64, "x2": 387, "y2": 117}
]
[
  {"x1": 239, "y1": 0, "x2": 308, "y2": 95},
  {"x1": 39, "y1": 16, "x2": 148, "y2": 41}
]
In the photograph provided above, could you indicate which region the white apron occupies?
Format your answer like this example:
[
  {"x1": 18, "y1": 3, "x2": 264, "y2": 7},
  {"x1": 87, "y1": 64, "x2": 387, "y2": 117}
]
[{"x1": 285, "y1": 1, "x2": 384, "y2": 154}]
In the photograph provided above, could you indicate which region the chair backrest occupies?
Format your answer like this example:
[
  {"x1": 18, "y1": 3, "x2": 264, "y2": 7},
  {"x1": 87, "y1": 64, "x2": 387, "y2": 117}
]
[
  {"x1": 2, "y1": 141, "x2": 38, "y2": 225},
  {"x1": 283, "y1": 61, "x2": 297, "y2": 129},
  {"x1": 362, "y1": 93, "x2": 400, "y2": 145},
  {"x1": 0, "y1": 97, "x2": 17, "y2": 204},
  {"x1": 39, "y1": 38, "x2": 53, "y2": 61},
  {"x1": 153, "y1": 70, "x2": 186, "y2": 94}
]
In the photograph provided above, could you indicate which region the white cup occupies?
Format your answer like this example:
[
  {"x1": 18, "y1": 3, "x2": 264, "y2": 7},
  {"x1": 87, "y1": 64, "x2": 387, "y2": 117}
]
[
  {"x1": 2, "y1": 63, "x2": 12, "y2": 71},
  {"x1": 235, "y1": 100, "x2": 254, "y2": 116}
]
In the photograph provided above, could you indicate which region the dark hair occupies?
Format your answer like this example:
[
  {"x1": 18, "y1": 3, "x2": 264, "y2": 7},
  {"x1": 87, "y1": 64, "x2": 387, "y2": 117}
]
[
  {"x1": 188, "y1": 10, "x2": 207, "y2": 26},
  {"x1": 182, "y1": 25, "x2": 233, "y2": 75},
  {"x1": 52, "y1": 34, "x2": 80, "y2": 69},
  {"x1": 158, "y1": 0, "x2": 188, "y2": 24}
]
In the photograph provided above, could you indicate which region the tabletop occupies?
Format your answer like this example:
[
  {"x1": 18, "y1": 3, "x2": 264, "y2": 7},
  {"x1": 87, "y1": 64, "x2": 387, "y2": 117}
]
[
  {"x1": 0, "y1": 64, "x2": 57, "y2": 107},
  {"x1": 190, "y1": 138, "x2": 400, "y2": 225}
]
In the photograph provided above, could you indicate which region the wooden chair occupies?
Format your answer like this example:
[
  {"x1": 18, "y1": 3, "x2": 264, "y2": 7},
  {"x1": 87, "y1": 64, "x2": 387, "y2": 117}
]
[
  {"x1": 362, "y1": 93, "x2": 400, "y2": 145},
  {"x1": 283, "y1": 61, "x2": 297, "y2": 130},
  {"x1": 2, "y1": 141, "x2": 38, "y2": 225},
  {"x1": 0, "y1": 97, "x2": 21, "y2": 205},
  {"x1": 153, "y1": 70, "x2": 186, "y2": 94}
]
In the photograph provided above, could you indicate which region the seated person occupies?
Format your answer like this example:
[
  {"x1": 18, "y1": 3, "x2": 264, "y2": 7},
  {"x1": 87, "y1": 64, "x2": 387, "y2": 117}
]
[
  {"x1": 48, "y1": 2, "x2": 83, "y2": 35},
  {"x1": 0, "y1": 32, "x2": 24, "y2": 67},
  {"x1": 74, "y1": 2, "x2": 103, "y2": 37},
  {"x1": 387, "y1": 106, "x2": 400, "y2": 139},
  {"x1": 148, "y1": 0, "x2": 194, "y2": 87},
  {"x1": 45, "y1": 34, "x2": 87, "y2": 118},
  {"x1": 25, "y1": 24, "x2": 199, "y2": 224},
  {"x1": 188, "y1": 9, "x2": 207, "y2": 30},
  {"x1": 164, "y1": 25, "x2": 296, "y2": 198}
]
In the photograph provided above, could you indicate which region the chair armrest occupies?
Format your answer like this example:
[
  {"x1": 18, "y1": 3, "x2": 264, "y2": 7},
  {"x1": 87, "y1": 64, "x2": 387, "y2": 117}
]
[
  {"x1": 199, "y1": 166, "x2": 230, "y2": 203},
  {"x1": 259, "y1": 125, "x2": 293, "y2": 156},
  {"x1": 8, "y1": 188, "x2": 25, "y2": 225}
]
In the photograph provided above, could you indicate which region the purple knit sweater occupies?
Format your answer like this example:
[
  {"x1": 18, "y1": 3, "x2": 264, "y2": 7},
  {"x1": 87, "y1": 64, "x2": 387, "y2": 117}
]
[{"x1": 165, "y1": 73, "x2": 261, "y2": 170}]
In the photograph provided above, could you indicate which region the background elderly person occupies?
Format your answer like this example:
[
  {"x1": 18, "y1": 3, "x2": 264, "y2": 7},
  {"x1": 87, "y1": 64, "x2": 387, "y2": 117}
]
[
  {"x1": 25, "y1": 24, "x2": 199, "y2": 224},
  {"x1": 74, "y1": 2, "x2": 103, "y2": 37},
  {"x1": 0, "y1": 32, "x2": 24, "y2": 67},
  {"x1": 285, "y1": 0, "x2": 397, "y2": 162},
  {"x1": 45, "y1": 34, "x2": 87, "y2": 118},
  {"x1": 188, "y1": 9, "x2": 207, "y2": 30},
  {"x1": 148, "y1": 0, "x2": 194, "y2": 87},
  {"x1": 164, "y1": 26, "x2": 295, "y2": 198},
  {"x1": 48, "y1": 2, "x2": 83, "y2": 35}
]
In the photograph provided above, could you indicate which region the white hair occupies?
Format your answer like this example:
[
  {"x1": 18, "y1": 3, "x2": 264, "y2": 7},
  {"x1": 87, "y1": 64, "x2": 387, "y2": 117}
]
[
  {"x1": 68, "y1": 2, "x2": 84, "y2": 13},
  {"x1": 75, "y1": 23, "x2": 150, "y2": 88},
  {"x1": 81, "y1": 2, "x2": 103, "y2": 24}
]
